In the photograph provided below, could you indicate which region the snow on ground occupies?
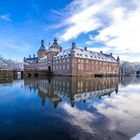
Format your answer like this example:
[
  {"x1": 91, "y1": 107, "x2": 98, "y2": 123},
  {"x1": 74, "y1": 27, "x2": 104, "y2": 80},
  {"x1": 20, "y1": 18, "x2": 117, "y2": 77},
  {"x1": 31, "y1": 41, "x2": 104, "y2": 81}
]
[{"x1": 130, "y1": 133, "x2": 140, "y2": 140}]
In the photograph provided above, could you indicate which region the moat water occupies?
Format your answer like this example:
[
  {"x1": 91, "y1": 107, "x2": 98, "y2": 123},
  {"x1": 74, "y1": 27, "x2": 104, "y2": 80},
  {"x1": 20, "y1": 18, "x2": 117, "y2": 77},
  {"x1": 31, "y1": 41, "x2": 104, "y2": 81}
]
[{"x1": 0, "y1": 76, "x2": 140, "y2": 140}]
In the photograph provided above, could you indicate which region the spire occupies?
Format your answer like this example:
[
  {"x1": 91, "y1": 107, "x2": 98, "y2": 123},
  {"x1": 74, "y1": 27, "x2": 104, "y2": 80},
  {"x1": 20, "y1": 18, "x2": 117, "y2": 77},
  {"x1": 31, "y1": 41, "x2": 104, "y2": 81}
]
[
  {"x1": 53, "y1": 37, "x2": 58, "y2": 45},
  {"x1": 38, "y1": 39, "x2": 46, "y2": 52},
  {"x1": 41, "y1": 40, "x2": 44, "y2": 46}
]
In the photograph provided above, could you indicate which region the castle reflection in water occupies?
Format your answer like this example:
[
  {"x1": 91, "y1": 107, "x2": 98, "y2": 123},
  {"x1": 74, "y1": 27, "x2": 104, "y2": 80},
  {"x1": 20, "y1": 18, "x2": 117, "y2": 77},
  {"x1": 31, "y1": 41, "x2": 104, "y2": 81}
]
[{"x1": 24, "y1": 77, "x2": 119, "y2": 108}]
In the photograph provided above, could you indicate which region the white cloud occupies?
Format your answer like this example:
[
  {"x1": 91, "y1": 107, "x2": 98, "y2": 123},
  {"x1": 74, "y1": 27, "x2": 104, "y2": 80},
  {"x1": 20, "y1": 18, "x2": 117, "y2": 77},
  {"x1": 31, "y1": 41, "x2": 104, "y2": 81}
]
[
  {"x1": 90, "y1": 85, "x2": 140, "y2": 136},
  {"x1": 92, "y1": 2, "x2": 140, "y2": 61},
  {"x1": 60, "y1": 102, "x2": 97, "y2": 136},
  {"x1": 59, "y1": 0, "x2": 111, "y2": 41},
  {"x1": 94, "y1": 8, "x2": 140, "y2": 52},
  {"x1": 57, "y1": 0, "x2": 140, "y2": 61},
  {"x1": 0, "y1": 14, "x2": 12, "y2": 22},
  {"x1": 51, "y1": 9, "x2": 64, "y2": 16}
]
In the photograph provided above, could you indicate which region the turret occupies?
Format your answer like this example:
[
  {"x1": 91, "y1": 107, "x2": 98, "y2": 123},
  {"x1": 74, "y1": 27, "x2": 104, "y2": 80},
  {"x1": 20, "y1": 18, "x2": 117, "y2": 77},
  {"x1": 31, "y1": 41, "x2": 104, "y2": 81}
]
[
  {"x1": 47, "y1": 38, "x2": 61, "y2": 52},
  {"x1": 38, "y1": 40, "x2": 46, "y2": 51},
  {"x1": 37, "y1": 40, "x2": 47, "y2": 59}
]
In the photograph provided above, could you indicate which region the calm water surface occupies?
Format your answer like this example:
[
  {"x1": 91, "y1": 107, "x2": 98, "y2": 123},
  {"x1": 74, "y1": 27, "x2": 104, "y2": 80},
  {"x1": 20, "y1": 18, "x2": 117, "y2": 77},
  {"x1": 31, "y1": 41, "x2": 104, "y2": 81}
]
[{"x1": 0, "y1": 76, "x2": 140, "y2": 140}]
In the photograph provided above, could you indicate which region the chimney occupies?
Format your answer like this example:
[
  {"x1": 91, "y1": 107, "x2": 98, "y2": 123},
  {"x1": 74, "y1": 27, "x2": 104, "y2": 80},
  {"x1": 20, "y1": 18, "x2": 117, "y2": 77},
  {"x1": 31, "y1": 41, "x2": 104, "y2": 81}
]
[
  {"x1": 60, "y1": 47, "x2": 62, "y2": 52},
  {"x1": 100, "y1": 51, "x2": 103, "y2": 54},
  {"x1": 29, "y1": 55, "x2": 31, "y2": 58},
  {"x1": 33, "y1": 54, "x2": 35, "y2": 58},
  {"x1": 110, "y1": 53, "x2": 112, "y2": 56},
  {"x1": 84, "y1": 47, "x2": 87, "y2": 51},
  {"x1": 117, "y1": 56, "x2": 120, "y2": 63},
  {"x1": 72, "y1": 42, "x2": 76, "y2": 49}
]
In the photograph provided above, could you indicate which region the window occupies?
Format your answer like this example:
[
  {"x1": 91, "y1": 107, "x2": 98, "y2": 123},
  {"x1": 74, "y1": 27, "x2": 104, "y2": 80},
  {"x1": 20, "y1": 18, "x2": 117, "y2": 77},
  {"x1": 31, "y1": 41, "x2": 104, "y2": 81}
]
[
  {"x1": 63, "y1": 65, "x2": 65, "y2": 70},
  {"x1": 78, "y1": 64, "x2": 80, "y2": 70},
  {"x1": 67, "y1": 64, "x2": 69, "y2": 70},
  {"x1": 67, "y1": 58, "x2": 69, "y2": 63},
  {"x1": 86, "y1": 65, "x2": 88, "y2": 70},
  {"x1": 86, "y1": 60, "x2": 89, "y2": 63},
  {"x1": 81, "y1": 64, "x2": 83, "y2": 70}
]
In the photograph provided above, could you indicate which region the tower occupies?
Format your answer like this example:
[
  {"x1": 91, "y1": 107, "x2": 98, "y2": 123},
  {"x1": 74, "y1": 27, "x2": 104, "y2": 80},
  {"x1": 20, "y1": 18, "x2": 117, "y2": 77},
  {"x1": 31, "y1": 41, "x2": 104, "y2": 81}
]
[
  {"x1": 37, "y1": 40, "x2": 47, "y2": 59},
  {"x1": 46, "y1": 38, "x2": 61, "y2": 71}
]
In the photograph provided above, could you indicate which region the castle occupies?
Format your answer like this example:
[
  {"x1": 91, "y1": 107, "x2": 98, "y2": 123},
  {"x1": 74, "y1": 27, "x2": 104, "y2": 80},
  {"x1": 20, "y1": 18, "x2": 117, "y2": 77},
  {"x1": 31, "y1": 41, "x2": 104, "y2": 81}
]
[{"x1": 24, "y1": 38, "x2": 120, "y2": 77}]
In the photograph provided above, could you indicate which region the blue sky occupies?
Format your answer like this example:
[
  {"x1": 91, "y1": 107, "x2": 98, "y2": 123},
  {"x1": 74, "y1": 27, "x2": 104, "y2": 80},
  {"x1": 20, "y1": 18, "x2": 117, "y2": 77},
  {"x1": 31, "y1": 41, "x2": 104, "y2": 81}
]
[{"x1": 0, "y1": 0, "x2": 140, "y2": 62}]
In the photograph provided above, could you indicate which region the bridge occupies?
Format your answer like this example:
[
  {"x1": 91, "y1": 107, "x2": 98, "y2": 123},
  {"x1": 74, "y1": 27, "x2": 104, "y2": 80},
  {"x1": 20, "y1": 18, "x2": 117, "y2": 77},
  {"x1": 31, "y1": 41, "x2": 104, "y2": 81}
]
[
  {"x1": 24, "y1": 70, "x2": 53, "y2": 78},
  {"x1": 12, "y1": 68, "x2": 24, "y2": 79}
]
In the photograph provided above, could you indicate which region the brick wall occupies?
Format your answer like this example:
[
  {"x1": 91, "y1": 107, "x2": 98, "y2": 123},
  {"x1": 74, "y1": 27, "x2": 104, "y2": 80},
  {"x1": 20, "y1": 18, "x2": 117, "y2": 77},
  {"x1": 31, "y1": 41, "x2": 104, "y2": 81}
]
[
  {"x1": 24, "y1": 56, "x2": 119, "y2": 77},
  {"x1": 71, "y1": 57, "x2": 119, "y2": 76}
]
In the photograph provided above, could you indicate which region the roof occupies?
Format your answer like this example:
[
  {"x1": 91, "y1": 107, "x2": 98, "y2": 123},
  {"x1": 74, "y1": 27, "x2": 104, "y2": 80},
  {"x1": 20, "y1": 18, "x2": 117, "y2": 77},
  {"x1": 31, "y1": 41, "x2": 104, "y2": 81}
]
[
  {"x1": 47, "y1": 38, "x2": 61, "y2": 52},
  {"x1": 38, "y1": 40, "x2": 46, "y2": 52},
  {"x1": 47, "y1": 47, "x2": 60, "y2": 52},
  {"x1": 24, "y1": 57, "x2": 38, "y2": 63},
  {"x1": 38, "y1": 56, "x2": 47, "y2": 62},
  {"x1": 74, "y1": 88, "x2": 115, "y2": 101},
  {"x1": 54, "y1": 49, "x2": 71, "y2": 59},
  {"x1": 54, "y1": 48, "x2": 117, "y2": 63}
]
